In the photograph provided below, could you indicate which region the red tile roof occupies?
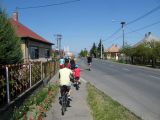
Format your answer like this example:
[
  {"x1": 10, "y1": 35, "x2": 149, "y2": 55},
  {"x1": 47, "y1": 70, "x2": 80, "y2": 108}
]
[{"x1": 10, "y1": 19, "x2": 53, "y2": 45}]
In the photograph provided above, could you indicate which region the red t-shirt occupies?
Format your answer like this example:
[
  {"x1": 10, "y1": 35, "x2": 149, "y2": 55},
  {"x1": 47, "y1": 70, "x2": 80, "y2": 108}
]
[
  {"x1": 73, "y1": 68, "x2": 80, "y2": 77},
  {"x1": 67, "y1": 63, "x2": 71, "y2": 69}
]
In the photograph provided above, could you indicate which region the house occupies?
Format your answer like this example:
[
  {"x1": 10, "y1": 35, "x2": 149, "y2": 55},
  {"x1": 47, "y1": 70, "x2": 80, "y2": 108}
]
[
  {"x1": 10, "y1": 11, "x2": 54, "y2": 63},
  {"x1": 133, "y1": 32, "x2": 160, "y2": 47},
  {"x1": 104, "y1": 44, "x2": 120, "y2": 60}
]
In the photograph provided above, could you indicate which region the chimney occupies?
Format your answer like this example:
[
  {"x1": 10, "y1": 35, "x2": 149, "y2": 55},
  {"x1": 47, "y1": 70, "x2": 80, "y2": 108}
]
[
  {"x1": 148, "y1": 32, "x2": 151, "y2": 36},
  {"x1": 12, "y1": 11, "x2": 18, "y2": 21}
]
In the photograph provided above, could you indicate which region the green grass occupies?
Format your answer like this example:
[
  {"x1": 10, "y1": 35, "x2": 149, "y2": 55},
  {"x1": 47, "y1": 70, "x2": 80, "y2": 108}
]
[{"x1": 87, "y1": 83, "x2": 141, "y2": 120}]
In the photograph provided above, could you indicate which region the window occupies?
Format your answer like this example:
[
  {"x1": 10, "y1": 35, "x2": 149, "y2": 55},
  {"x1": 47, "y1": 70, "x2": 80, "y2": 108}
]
[
  {"x1": 30, "y1": 46, "x2": 39, "y2": 59},
  {"x1": 45, "y1": 49, "x2": 50, "y2": 58}
]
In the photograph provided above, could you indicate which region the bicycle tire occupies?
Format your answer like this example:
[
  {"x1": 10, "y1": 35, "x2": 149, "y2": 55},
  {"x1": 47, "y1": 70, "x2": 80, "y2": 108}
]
[
  {"x1": 61, "y1": 96, "x2": 66, "y2": 115},
  {"x1": 76, "y1": 83, "x2": 79, "y2": 90}
]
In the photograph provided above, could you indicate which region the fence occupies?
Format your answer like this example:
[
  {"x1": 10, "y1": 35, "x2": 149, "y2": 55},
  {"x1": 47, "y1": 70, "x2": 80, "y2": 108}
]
[{"x1": 0, "y1": 60, "x2": 59, "y2": 108}]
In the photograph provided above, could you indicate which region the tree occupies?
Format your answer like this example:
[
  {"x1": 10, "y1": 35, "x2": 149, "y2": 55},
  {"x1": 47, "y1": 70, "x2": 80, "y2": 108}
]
[
  {"x1": 97, "y1": 39, "x2": 104, "y2": 58},
  {"x1": 90, "y1": 42, "x2": 97, "y2": 58},
  {"x1": 79, "y1": 48, "x2": 88, "y2": 57},
  {"x1": 0, "y1": 9, "x2": 23, "y2": 65},
  {"x1": 120, "y1": 45, "x2": 133, "y2": 56},
  {"x1": 154, "y1": 42, "x2": 160, "y2": 58}
]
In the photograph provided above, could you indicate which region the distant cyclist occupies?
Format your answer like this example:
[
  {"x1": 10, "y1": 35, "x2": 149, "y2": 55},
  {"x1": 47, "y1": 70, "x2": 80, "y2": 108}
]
[
  {"x1": 64, "y1": 57, "x2": 71, "y2": 69},
  {"x1": 70, "y1": 57, "x2": 76, "y2": 70},
  {"x1": 87, "y1": 55, "x2": 92, "y2": 71},
  {"x1": 59, "y1": 57, "x2": 65, "y2": 69}
]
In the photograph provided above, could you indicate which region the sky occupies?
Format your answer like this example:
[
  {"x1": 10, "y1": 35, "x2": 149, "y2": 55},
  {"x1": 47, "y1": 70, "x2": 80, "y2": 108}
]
[{"x1": 1, "y1": 0, "x2": 160, "y2": 54}]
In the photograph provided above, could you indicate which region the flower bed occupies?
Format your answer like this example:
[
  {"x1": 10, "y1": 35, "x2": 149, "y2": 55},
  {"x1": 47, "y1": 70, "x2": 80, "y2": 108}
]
[{"x1": 11, "y1": 83, "x2": 59, "y2": 120}]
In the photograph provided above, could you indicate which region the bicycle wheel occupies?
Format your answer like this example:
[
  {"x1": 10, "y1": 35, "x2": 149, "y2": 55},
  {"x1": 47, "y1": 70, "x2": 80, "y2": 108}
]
[
  {"x1": 76, "y1": 82, "x2": 79, "y2": 90},
  {"x1": 61, "y1": 96, "x2": 66, "y2": 115}
]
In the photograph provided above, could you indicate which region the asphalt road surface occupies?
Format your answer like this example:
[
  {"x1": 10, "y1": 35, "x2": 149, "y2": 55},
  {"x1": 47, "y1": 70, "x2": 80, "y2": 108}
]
[{"x1": 79, "y1": 58, "x2": 160, "y2": 120}]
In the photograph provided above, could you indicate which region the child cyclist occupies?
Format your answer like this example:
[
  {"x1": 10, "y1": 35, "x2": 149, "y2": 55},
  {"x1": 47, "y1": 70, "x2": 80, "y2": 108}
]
[{"x1": 73, "y1": 64, "x2": 81, "y2": 84}]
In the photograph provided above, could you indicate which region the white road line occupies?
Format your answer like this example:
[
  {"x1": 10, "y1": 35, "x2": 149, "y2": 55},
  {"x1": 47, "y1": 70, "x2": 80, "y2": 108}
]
[
  {"x1": 122, "y1": 68, "x2": 130, "y2": 71},
  {"x1": 149, "y1": 75, "x2": 160, "y2": 80},
  {"x1": 80, "y1": 77, "x2": 87, "y2": 83}
]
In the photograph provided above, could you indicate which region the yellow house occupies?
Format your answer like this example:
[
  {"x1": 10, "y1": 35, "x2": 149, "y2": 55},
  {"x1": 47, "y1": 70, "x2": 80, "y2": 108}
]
[
  {"x1": 11, "y1": 11, "x2": 54, "y2": 63},
  {"x1": 105, "y1": 44, "x2": 120, "y2": 60}
]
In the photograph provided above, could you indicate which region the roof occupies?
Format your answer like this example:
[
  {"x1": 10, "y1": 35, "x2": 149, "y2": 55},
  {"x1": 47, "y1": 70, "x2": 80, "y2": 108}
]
[
  {"x1": 106, "y1": 44, "x2": 120, "y2": 53},
  {"x1": 134, "y1": 32, "x2": 160, "y2": 47},
  {"x1": 10, "y1": 19, "x2": 54, "y2": 45}
]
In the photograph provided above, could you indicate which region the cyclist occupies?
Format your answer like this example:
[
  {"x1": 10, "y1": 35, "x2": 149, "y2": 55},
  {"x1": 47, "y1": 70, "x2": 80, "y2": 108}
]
[
  {"x1": 65, "y1": 58, "x2": 71, "y2": 69},
  {"x1": 59, "y1": 57, "x2": 65, "y2": 69},
  {"x1": 73, "y1": 64, "x2": 81, "y2": 84},
  {"x1": 87, "y1": 55, "x2": 92, "y2": 71},
  {"x1": 59, "y1": 62, "x2": 73, "y2": 100},
  {"x1": 70, "y1": 57, "x2": 75, "y2": 70}
]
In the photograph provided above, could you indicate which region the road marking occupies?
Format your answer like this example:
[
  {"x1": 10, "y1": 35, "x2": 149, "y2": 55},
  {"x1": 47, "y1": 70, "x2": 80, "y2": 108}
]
[
  {"x1": 122, "y1": 68, "x2": 130, "y2": 71},
  {"x1": 80, "y1": 77, "x2": 87, "y2": 83},
  {"x1": 149, "y1": 75, "x2": 160, "y2": 80}
]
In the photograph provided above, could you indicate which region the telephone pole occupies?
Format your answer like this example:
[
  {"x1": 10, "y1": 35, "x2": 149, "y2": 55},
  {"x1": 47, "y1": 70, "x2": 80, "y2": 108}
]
[
  {"x1": 100, "y1": 39, "x2": 103, "y2": 59},
  {"x1": 112, "y1": 20, "x2": 126, "y2": 47},
  {"x1": 121, "y1": 21, "x2": 126, "y2": 47},
  {"x1": 54, "y1": 34, "x2": 62, "y2": 56}
]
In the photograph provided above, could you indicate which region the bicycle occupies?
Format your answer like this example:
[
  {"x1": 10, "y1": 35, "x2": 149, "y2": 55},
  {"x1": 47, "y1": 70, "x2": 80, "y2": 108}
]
[
  {"x1": 74, "y1": 77, "x2": 80, "y2": 90},
  {"x1": 60, "y1": 85, "x2": 70, "y2": 115}
]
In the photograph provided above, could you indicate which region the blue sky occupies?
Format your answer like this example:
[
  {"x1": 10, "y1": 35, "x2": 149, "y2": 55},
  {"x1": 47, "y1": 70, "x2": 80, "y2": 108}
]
[{"x1": 1, "y1": 0, "x2": 160, "y2": 54}]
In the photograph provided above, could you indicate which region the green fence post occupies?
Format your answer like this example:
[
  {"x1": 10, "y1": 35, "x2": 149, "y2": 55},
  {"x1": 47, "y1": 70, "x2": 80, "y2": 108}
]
[{"x1": 6, "y1": 66, "x2": 10, "y2": 104}]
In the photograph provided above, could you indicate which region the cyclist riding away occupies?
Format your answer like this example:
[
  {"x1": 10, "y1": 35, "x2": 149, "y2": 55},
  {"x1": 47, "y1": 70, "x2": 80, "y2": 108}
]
[
  {"x1": 59, "y1": 57, "x2": 65, "y2": 69},
  {"x1": 64, "y1": 57, "x2": 71, "y2": 69},
  {"x1": 73, "y1": 64, "x2": 81, "y2": 84},
  {"x1": 70, "y1": 57, "x2": 76, "y2": 70},
  {"x1": 59, "y1": 62, "x2": 73, "y2": 101}
]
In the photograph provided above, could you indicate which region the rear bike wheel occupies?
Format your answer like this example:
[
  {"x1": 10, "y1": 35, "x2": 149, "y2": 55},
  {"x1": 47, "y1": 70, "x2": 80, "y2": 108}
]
[
  {"x1": 61, "y1": 95, "x2": 67, "y2": 115},
  {"x1": 76, "y1": 82, "x2": 79, "y2": 90}
]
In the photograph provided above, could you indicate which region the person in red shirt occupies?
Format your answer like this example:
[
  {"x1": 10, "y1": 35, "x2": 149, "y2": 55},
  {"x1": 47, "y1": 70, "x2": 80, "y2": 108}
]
[
  {"x1": 73, "y1": 64, "x2": 81, "y2": 84},
  {"x1": 65, "y1": 58, "x2": 71, "y2": 69}
]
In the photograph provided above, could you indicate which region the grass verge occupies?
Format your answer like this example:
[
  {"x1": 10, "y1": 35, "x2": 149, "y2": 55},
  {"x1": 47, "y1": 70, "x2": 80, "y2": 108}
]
[
  {"x1": 11, "y1": 83, "x2": 59, "y2": 120},
  {"x1": 87, "y1": 83, "x2": 141, "y2": 120}
]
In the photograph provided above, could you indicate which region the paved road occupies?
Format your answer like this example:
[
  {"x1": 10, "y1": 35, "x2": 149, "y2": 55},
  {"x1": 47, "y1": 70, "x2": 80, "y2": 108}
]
[{"x1": 79, "y1": 58, "x2": 160, "y2": 120}]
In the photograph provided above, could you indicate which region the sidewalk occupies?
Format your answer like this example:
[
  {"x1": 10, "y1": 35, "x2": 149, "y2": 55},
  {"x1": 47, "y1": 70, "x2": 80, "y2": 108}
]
[{"x1": 44, "y1": 74, "x2": 92, "y2": 120}]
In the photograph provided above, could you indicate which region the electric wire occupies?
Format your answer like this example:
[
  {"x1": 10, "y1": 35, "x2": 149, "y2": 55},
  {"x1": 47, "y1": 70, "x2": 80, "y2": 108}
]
[
  {"x1": 126, "y1": 4, "x2": 160, "y2": 26},
  {"x1": 17, "y1": 0, "x2": 80, "y2": 10},
  {"x1": 126, "y1": 20, "x2": 160, "y2": 34}
]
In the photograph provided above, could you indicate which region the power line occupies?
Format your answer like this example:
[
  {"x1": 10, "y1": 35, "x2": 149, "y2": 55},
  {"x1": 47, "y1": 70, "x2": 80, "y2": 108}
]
[
  {"x1": 126, "y1": 4, "x2": 160, "y2": 26},
  {"x1": 106, "y1": 20, "x2": 160, "y2": 46},
  {"x1": 126, "y1": 20, "x2": 160, "y2": 34},
  {"x1": 17, "y1": 0, "x2": 80, "y2": 10},
  {"x1": 125, "y1": 26, "x2": 143, "y2": 37},
  {"x1": 103, "y1": 27, "x2": 121, "y2": 42},
  {"x1": 110, "y1": 20, "x2": 160, "y2": 41}
]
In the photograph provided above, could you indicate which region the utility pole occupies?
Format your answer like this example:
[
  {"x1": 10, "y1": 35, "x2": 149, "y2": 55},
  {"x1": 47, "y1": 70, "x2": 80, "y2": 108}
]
[
  {"x1": 100, "y1": 39, "x2": 103, "y2": 59},
  {"x1": 54, "y1": 34, "x2": 62, "y2": 56},
  {"x1": 121, "y1": 21, "x2": 126, "y2": 47},
  {"x1": 112, "y1": 20, "x2": 126, "y2": 47}
]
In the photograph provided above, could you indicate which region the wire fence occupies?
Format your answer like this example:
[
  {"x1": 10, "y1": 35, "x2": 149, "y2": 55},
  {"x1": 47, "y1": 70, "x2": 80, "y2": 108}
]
[{"x1": 0, "y1": 60, "x2": 59, "y2": 108}]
